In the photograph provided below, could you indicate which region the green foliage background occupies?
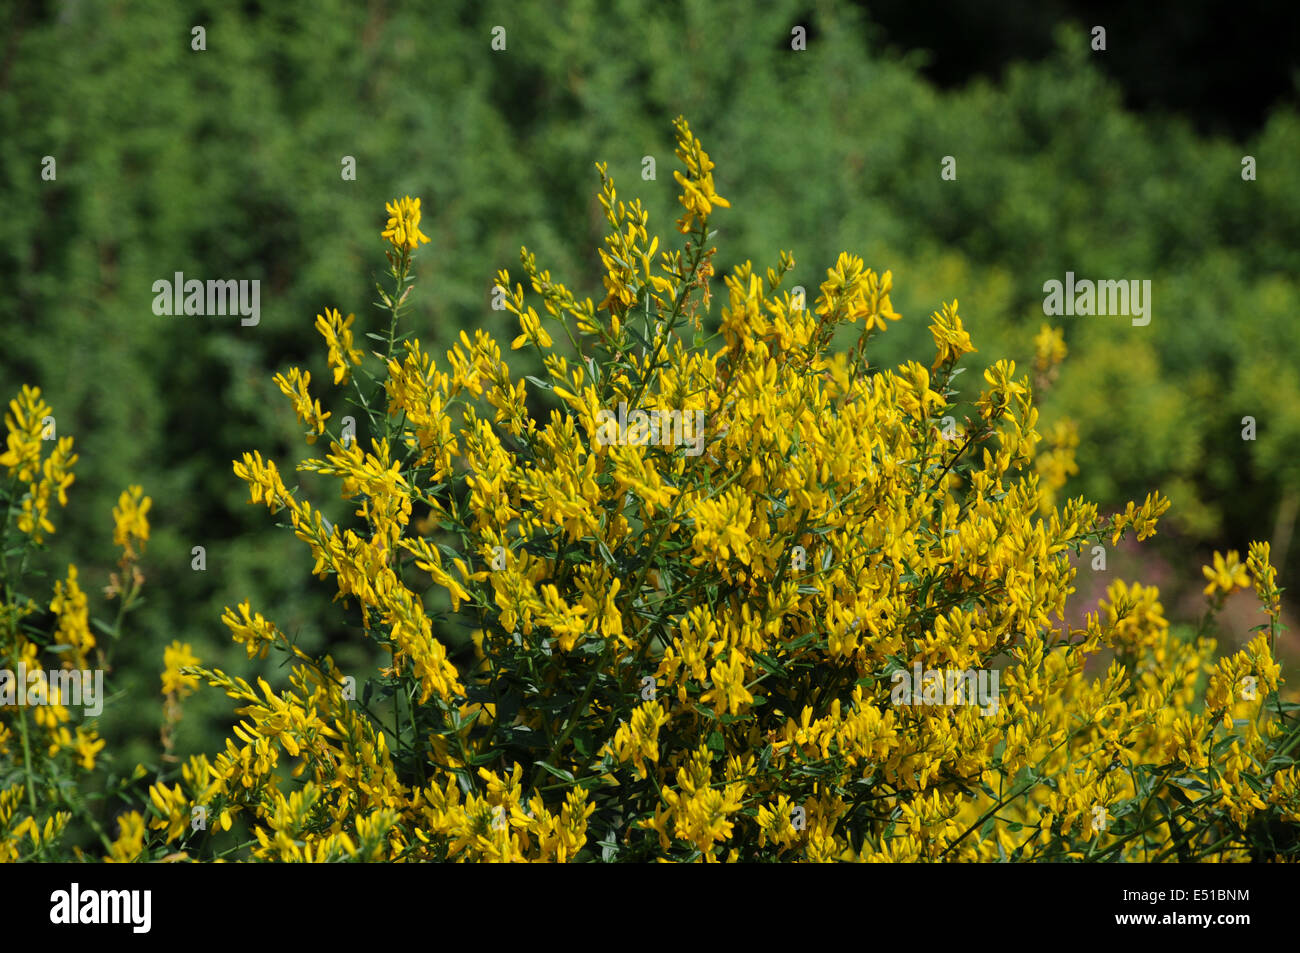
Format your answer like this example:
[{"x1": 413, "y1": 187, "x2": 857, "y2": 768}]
[{"x1": 2, "y1": 0, "x2": 1298, "y2": 764}]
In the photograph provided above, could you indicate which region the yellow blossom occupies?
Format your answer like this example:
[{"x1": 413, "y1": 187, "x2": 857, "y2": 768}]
[
  {"x1": 273, "y1": 367, "x2": 330, "y2": 444},
  {"x1": 111, "y1": 484, "x2": 151, "y2": 557},
  {"x1": 315, "y1": 308, "x2": 364, "y2": 385},
  {"x1": 382, "y1": 195, "x2": 431, "y2": 252},
  {"x1": 162, "y1": 641, "x2": 201, "y2": 699},
  {"x1": 671, "y1": 116, "x2": 730, "y2": 234},
  {"x1": 1202, "y1": 550, "x2": 1250, "y2": 597},
  {"x1": 929, "y1": 299, "x2": 976, "y2": 370}
]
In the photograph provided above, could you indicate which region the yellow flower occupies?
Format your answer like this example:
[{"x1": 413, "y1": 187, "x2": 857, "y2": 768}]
[
  {"x1": 672, "y1": 116, "x2": 730, "y2": 234},
  {"x1": 981, "y1": 359, "x2": 1027, "y2": 404},
  {"x1": 162, "y1": 641, "x2": 201, "y2": 699},
  {"x1": 273, "y1": 367, "x2": 331, "y2": 443},
  {"x1": 233, "y1": 450, "x2": 293, "y2": 513},
  {"x1": 73, "y1": 728, "x2": 106, "y2": 772},
  {"x1": 1202, "y1": 550, "x2": 1250, "y2": 597},
  {"x1": 105, "y1": 811, "x2": 146, "y2": 863},
  {"x1": 1246, "y1": 541, "x2": 1281, "y2": 616},
  {"x1": 689, "y1": 487, "x2": 754, "y2": 572},
  {"x1": 701, "y1": 655, "x2": 754, "y2": 716},
  {"x1": 929, "y1": 300, "x2": 976, "y2": 370},
  {"x1": 111, "y1": 485, "x2": 152, "y2": 557},
  {"x1": 221, "y1": 601, "x2": 283, "y2": 659},
  {"x1": 510, "y1": 306, "x2": 553, "y2": 351},
  {"x1": 612, "y1": 700, "x2": 670, "y2": 779},
  {"x1": 40, "y1": 436, "x2": 78, "y2": 509},
  {"x1": 0, "y1": 385, "x2": 51, "y2": 482},
  {"x1": 148, "y1": 783, "x2": 191, "y2": 843},
  {"x1": 16, "y1": 481, "x2": 54, "y2": 541},
  {"x1": 816, "y1": 253, "x2": 900, "y2": 331},
  {"x1": 1033, "y1": 323, "x2": 1067, "y2": 374},
  {"x1": 0, "y1": 394, "x2": 78, "y2": 544},
  {"x1": 50, "y1": 565, "x2": 94, "y2": 667},
  {"x1": 315, "y1": 308, "x2": 364, "y2": 385},
  {"x1": 382, "y1": 195, "x2": 431, "y2": 252},
  {"x1": 384, "y1": 339, "x2": 460, "y2": 480},
  {"x1": 1109, "y1": 491, "x2": 1170, "y2": 543}
]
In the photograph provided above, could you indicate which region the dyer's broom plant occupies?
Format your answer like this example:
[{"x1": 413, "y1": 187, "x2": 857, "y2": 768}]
[{"x1": 3, "y1": 117, "x2": 1299, "y2": 862}]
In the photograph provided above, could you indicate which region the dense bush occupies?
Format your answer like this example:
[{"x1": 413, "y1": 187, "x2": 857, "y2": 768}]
[
  {"x1": 4, "y1": 121, "x2": 1297, "y2": 861},
  {"x1": 4, "y1": 0, "x2": 1298, "y2": 813}
]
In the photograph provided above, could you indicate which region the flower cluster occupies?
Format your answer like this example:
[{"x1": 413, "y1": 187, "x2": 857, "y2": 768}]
[
  {"x1": 0, "y1": 396, "x2": 149, "y2": 860},
  {"x1": 382, "y1": 195, "x2": 431, "y2": 253},
  {"x1": 0, "y1": 387, "x2": 78, "y2": 544},
  {"x1": 3, "y1": 117, "x2": 1297, "y2": 864},
  {"x1": 150, "y1": 117, "x2": 1295, "y2": 863}
]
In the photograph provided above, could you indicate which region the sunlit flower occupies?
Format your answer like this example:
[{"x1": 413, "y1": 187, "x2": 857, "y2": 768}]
[
  {"x1": 1203, "y1": 550, "x2": 1250, "y2": 597},
  {"x1": 382, "y1": 195, "x2": 431, "y2": 252}
]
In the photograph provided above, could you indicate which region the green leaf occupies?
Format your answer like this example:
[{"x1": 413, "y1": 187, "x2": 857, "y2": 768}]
[
  {"x1": 533, "y1": 761, "x2": 575, "y2": 783},
  {"x1": 752, "y1": 652, "x2": 784, "y2": 676},
  {"x1": 596, "y1": 540, "x2": 618, "y2": 569}
]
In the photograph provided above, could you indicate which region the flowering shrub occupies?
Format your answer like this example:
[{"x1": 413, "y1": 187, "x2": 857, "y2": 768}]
[
  {"x1": 0, "y1": 389, "x2": 158, "y2": 860},
  {"x1": 3, "y1": 117, "x2": 1299, "y2": 862}
]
